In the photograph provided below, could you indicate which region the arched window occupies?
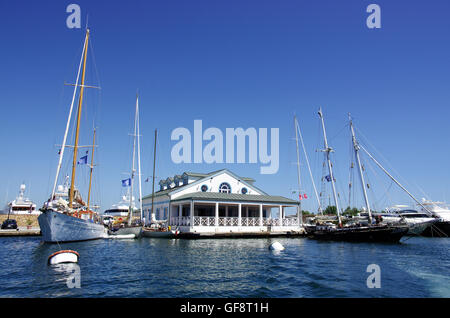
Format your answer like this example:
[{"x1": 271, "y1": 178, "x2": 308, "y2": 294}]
[{"x1": 219, "y1": 182, "x2": 231, "y2": 193}]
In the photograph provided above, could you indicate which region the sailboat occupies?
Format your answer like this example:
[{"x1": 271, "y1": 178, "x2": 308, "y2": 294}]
[
  {"x1": 293, "y1": 115, "x2": 323, "y2": 233},
  {"x1": 107, "y1": 95, "x2": 143, "y2": 238},
  {"x1": 143, "y1": 129, "x2": 180, "y2": 238},
  {"x1": 38, "y1": 29, "x2": 105, "y2": 243},
  {"x1": 305, "y1": 109, "x2": 409, "y2": 242}
]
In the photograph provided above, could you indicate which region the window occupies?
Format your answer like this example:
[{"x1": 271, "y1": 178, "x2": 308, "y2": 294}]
[
  {"x1": 241, "y1": 187, "x2": 248, "y2": 194},
  {"x1": 201, "y1": 184, "x2": 208, "y2": 192},
  {"x1": 219, "y1": 182, "x2": 231, "y2": 193}
]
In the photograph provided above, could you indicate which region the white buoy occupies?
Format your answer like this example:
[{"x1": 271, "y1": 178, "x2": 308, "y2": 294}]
[
  {"x1": 269, "y1": 241, "x2": 285, "y2": 251},
  {"x1": 48, "y1": 250, "x2": 79, "y2": 265}
]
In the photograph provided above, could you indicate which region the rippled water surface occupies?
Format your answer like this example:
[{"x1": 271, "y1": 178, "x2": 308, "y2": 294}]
[{"x1": 0, "y1": 236, "x2": 448, "y2": 297}]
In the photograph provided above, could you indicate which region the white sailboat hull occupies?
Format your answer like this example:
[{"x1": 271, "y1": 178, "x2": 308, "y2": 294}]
[
  {"x1": 38, "y1": 209, "x2": 106, "y2": 243},
  {"x1": 108, "y1": 226, "x2": 142, "y2": 237}
]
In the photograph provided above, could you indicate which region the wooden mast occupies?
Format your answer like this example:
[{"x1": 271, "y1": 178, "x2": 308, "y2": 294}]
[
  {"x1": 87, "y1": 128, "x2": 96, "y2": 212},
  {"x1": 69, "y1": 28, "x2": 90, "y2": 209}
]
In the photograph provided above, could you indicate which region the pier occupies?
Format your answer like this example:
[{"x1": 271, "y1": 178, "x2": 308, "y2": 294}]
[{"x1": 0, "y1": 227, "x2": 41, "y2": 237}]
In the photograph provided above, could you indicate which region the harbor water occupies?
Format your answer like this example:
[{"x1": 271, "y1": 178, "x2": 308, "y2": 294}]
[{"x1": 0, "y1": 236, "x2": 449, "y2": 297}]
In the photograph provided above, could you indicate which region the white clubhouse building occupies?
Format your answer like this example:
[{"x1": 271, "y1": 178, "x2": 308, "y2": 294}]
[{"x1": 142, "y1": 169, "x2": 303, "y2": 236}]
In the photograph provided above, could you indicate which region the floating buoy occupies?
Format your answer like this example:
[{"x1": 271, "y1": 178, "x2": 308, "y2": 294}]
[
  {"x1": 269, "y1": 241, "x2": 285, "y2": 251},
  {"x1": 48, "y1": 250, "x2": 79, "y2": 265}
]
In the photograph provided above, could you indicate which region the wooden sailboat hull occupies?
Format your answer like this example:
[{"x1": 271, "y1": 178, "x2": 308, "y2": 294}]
[
  {"x1": 306, "y1": 224, "x2": 409, "y2": 243},
  {"x1": 38, "y1": 209, "x2": 105, "y2": 243}
]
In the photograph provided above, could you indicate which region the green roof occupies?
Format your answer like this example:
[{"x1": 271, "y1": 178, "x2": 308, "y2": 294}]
[
  {"x1": 184, "y1": 170, "x2": 255, "y2": 182},
  {"x1": 171, "y1": 192, "x2": 299, "y2": 205}
]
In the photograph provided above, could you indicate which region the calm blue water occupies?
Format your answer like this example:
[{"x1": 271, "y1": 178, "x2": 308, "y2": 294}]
[{"x1": 0, "y1": 236, "x2": 448, "y2": 297}]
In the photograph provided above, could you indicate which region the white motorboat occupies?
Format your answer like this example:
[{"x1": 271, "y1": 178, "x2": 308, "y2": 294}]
[{"x1": 3, "y1": 184, "x2": 38, "y2": 215}]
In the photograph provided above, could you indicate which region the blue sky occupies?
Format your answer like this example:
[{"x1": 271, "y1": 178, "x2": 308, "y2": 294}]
[{"x1": 0, "y1": 0, "x2": 449, "y2": 213}]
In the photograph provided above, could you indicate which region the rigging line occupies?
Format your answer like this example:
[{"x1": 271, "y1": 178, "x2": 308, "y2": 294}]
[
  {"x1": 295, "y1": 118, "x2": 322, "y2": 213},
  {"x1": 355, "y1": 126, "x2": 428, "y2": 200},
  {"x1": 51, "y1": 33, "x2": 87, "y2": 200},
  {"x1": 358, "y1": 143, "x2": 433, "y2": 215},
  {"x1": 328, "y1": 122, "x2": 350, "y2": 144}
]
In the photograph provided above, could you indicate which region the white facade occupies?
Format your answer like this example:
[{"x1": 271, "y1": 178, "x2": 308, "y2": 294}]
[{"x1": 142, "y1": 169, "x2": 303, "y2": 235}]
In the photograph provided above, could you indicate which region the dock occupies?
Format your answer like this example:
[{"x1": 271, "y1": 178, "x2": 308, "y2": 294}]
[
  {"x1": 0, "y1": 227, "x2": 41, "y2": 237},
  {"x1": 178, "y1": 230, "x2": 306, "y2": 239}
]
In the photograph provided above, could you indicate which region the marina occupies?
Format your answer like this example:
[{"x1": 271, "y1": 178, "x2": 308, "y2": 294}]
[{"x1": 1, "y1": 1, "x2": 449, "y2": 302}]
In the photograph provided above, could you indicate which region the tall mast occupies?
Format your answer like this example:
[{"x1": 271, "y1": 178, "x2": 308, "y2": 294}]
[
  {"x1": 294, "y1": 115, "x2": 302, "y2": 222},
  {"x1": 136, "y1": 95, "x2": 143, "y2": 222},
  {"x1": 349, "y1": 114, "x2": 372, "y2": 224},
  {"x1": 295, "y1": 116, "x2": 322, "y2": 214},
  {"x1": 318, "y1": 108, "x2": 342, "y2": 226},
  {"x1": 151, "y1": 129, "x2": 157, "y2": 224},
  {"x1": 128, "y1": 96, "x2": 138, "y2": 226},
  {"x1": 69, "y1": 28, "x2": 90, "y2": 209},
  {"x1": 51, "y1": 31, "x2": 87, "y2": 203},
  {"x1": 87, "y1": 128, "x2": 96, "y2": 212}
]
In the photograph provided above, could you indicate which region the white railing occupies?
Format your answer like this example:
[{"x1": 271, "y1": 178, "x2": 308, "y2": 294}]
[
  {"x1": 241, "y1": 217, "x2": 261, "y2": 226},
  {"x1": 218, "y1": 217, "x2": 239, "y2": 226},
  {"x1": 170, "y1": 216, "x2": 299, "y2": 227}
]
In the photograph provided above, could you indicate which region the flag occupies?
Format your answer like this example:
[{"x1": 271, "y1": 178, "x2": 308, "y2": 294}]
[
  {"x1": 299, "y1": 194, "x2": 302, "y2": 200},
  {"x1": 325, "y1": 175, "x2": 335, "y2": 182},
  {"x1": 77, "y1": 155, "x2": 88, "y2": 165},
  {"x1": 303, "y1": 193, "x2": 308, "y2": 199},
  {"x1": 122, "y1": 178, "x2": 131, "y2": 187}
]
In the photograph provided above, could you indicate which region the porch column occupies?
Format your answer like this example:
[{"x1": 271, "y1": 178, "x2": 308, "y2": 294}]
[
  {"x1": 190, "y1": 201, "x2": 194, "y2": 227},
  {"x1": 279, "y1": 205, "x2": 283, "y2": 226},
  {"x1": 259, "y1": 204, "x2": 263, "y2": 226},
  {"x1": 238, "y1": 203, "x2": 242, "y2": 226},
  {"x1": 225, "y1": 206, "x2": 228, "y2": 217},
  {"x1": 215, "y1": 202, "x2": 219, "y2": 226},
  {"x1": 178, "y1": 204, "x2": 182, "y2": 226}
]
